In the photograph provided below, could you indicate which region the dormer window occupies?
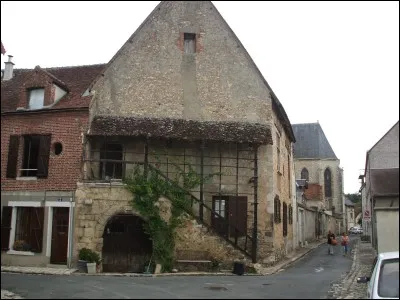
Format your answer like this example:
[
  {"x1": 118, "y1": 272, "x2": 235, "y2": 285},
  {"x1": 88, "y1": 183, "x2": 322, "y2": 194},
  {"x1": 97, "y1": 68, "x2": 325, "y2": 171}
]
[{"x1": 29, "y1": 88, "x2": 45, "y2": 110}]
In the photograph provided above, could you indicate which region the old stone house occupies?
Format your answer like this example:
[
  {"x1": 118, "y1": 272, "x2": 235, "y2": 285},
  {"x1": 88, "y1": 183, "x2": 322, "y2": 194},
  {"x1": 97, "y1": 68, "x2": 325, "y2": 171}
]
[
  {"x1": 73, "y1": 1, "x2": 296, "y2": 272},
  {"x1": 359, "y1": 121, "x2": 399, "y2": 253},
  {"x1": 1, "y1": 54, "x2": 104, "y2": 267},
  {"x1": 292, "y1": 122, "x2": 345, "y2": 245}
]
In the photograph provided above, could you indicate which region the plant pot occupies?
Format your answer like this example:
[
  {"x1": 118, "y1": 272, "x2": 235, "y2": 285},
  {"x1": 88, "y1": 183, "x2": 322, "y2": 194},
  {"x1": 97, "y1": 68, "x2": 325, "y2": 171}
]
[
  {"x1": 86, "y1": 262, "x2": 97, "y2": 274},
  {"x1": 77, "y1": 260, "x2": 88, "y2": 273}
]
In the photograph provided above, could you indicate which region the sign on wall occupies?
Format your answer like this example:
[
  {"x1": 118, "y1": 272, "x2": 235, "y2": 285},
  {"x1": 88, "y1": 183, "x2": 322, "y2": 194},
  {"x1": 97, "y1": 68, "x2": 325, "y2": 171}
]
[{"x1": 363, "y1": 209, "x2": 371, "y2": 222}]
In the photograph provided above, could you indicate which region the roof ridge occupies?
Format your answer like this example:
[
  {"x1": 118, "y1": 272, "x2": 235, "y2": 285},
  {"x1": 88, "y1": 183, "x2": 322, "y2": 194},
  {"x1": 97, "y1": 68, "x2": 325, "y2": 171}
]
[{"x1": 5, "y1": 63, "x2": 106, "y2": 72}]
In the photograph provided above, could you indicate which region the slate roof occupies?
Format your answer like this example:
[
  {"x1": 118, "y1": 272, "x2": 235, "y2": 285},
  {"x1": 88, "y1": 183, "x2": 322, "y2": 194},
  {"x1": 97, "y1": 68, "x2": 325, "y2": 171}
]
[
  {"x1": 292, "y1": 123, "x2": 337, "y2": 159},
  {"x1": 370, "y1": 168, "x2": 399, "y2": 196},
  {"x1": 1, "y1": 64, "x2": 105, "y2": 113},
  {"x1": 345, "y1": 198, "x2": 355, "y2": 206}
]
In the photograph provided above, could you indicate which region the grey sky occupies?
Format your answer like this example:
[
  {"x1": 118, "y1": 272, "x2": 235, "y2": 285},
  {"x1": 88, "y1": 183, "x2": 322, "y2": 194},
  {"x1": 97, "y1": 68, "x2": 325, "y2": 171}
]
[{"x1": 1, "y1": 1, "x2": 399, "y2": 193}]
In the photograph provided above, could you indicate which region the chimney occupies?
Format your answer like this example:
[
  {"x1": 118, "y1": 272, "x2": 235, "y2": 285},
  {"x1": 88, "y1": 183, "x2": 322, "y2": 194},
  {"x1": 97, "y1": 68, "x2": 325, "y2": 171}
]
[{"x1": 3, "y1": 55, "x2": 15, "y2": 81}]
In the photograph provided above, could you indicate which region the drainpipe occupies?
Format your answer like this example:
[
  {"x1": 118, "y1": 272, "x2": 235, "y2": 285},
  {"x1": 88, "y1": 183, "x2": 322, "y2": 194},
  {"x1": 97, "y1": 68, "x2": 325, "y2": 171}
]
[
  {"x1": 67, "y1": 193, "x2": 75, "y2": 268},
  {"x1": 252, "y1": 144, "x2": 259, "y2": 263}
]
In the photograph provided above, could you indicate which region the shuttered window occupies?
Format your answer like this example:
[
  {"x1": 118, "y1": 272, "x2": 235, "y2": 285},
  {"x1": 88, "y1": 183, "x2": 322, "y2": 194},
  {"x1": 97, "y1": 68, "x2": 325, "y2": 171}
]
[
  {"x1": 1, "y1": 207, "x2": 13, "y2": 251},
  {"x1": 274, "y1": 196, "x2": 281, "y2": 224},
  {"x1": 37, "y1": 135, "x2": 51, "y2": 178},
  {"x1": 14, "y1": 207, "x2": 44, "y2": 253},
  {"x1": 283, "y1": 203, "x2": 288, "y2": 237},
  {"x1": 21, "y1": 135, "x2": 51, "y2": 178},
  {"x1": 6, "y1": 135, "x2": 20, "y2": 178}
]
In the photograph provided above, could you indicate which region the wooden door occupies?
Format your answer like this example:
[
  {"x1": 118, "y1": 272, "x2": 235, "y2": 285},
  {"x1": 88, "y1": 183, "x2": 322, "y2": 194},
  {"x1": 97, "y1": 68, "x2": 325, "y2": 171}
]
[
  {"x1": 50, "y1": 207, "x2": 69, "y2": 264},
  {"x1": 228, "y1": 196, "x2": 248, "y2": 238}
]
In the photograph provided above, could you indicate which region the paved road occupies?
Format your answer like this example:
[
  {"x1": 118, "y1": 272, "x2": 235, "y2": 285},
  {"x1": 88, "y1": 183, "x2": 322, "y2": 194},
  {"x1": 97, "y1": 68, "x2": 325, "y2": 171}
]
[{"x1": 1, "y1": 238, "x2": 356, "y2": 299}]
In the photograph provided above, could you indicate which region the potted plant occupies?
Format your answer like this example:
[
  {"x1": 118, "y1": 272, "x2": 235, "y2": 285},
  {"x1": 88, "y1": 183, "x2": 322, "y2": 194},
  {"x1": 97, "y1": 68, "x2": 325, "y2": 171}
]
[
  {"x1": 13, "y1": 240, "x2": 32, "y2": 252},
  {"x1": 78, "y1": 248, "x2": 100, "y2": 274}
]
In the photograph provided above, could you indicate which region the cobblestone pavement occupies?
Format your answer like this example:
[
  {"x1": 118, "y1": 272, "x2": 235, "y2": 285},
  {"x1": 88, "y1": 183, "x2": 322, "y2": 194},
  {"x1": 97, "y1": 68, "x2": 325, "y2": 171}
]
[
  {"x1": 326, "y1": 239, "x2": 376, "y2": 299},
  {"x1": 1, "y1": 289, "x2": 23, "y2": 299}
]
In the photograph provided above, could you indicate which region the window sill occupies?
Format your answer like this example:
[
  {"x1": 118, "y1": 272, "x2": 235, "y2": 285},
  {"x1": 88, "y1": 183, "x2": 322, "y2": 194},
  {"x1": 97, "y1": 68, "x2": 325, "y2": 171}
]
[
  {"x1": 7, "y1": 250, "x2": 35, "y2": 256},
  {"x1": 16, "y1": 177, "x2": 38, "y2": 181}
]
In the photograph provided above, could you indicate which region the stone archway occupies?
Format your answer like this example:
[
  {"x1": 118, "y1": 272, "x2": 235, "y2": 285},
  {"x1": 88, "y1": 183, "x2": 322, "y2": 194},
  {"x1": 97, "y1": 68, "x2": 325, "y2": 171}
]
[{"x1": 101, "y1": 213, "x2": 152, "y2": 273}]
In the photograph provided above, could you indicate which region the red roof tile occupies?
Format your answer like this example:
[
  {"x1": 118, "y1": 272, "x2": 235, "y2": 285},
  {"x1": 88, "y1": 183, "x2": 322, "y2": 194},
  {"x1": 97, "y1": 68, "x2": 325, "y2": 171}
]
[{"x1": 1, "y1": 64, "x2": 105, "y2": 113}]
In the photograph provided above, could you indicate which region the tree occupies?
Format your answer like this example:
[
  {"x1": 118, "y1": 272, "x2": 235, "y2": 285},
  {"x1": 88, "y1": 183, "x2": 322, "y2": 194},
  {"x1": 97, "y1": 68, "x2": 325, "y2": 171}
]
[{"x1": 345, "y1": 193, "x2": 361, "y2": 203}]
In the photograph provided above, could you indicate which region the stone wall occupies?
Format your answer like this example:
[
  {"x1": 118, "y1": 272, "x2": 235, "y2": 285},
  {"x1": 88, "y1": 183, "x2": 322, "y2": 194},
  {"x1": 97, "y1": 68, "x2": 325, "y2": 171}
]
[{"x1": 294, "y1": 159, "x2": 344, "y2": 214}]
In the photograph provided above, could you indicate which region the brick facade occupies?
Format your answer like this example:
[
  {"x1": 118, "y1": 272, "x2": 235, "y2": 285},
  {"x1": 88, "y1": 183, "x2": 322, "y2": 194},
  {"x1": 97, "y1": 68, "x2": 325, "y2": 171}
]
[{"x1": 1, "y1": 111, "x2": 88, "y2": 191}]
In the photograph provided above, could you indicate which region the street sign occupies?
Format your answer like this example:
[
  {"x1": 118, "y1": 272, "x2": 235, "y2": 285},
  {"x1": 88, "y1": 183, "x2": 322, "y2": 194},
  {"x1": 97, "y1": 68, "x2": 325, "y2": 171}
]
[{"x1": 363, "y1": 210, "x2": 371, "y2": 221}]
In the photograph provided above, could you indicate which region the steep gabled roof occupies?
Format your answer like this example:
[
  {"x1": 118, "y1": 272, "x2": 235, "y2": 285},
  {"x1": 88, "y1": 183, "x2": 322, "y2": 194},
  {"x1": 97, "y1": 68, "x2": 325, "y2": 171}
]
[
  {"x1": 1, "y1": 64, "x2": 105, "y2": 113},
  {"x1": 345, "y1": 198, "x2": 355, "y2": 206},
  {"x1": 292, "y1": 123, "x2": 337, "y2": 159},
  {"x1": 87, "y1": 1, "x2": 295, "y2": 142}
]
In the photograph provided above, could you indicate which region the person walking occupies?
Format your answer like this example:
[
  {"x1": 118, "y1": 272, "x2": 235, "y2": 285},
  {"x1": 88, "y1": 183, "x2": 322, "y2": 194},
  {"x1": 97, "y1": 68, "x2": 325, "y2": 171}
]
[
  {"x1": 327, "y1": 230, "x2": 335, "y2": 255},
  {"x1": 341, "y1": 232, "x2": 349, "y2": 256}
]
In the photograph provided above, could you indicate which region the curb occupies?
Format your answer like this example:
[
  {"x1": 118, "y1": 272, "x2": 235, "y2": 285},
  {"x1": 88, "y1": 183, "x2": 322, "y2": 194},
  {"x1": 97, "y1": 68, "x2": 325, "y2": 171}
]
[
  {"x1": 1, "y1": 242, "x2": 325, "y2": 278},
  {"x1": 268, "y1": 241, "x2": 326, "y2": 274}
]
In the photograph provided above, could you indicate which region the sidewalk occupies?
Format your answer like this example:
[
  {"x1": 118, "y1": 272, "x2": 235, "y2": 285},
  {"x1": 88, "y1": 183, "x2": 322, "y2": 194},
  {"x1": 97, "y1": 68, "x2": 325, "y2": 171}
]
[
  {"x1": 1, "y1": 240, "x2": 325, "y2": 277},
  {"x1": 1, "y1": 290, "x2": 23, "y2": 299},
  {"x1": 326, "y1": 239, "x2": 377, "y2": 299}
]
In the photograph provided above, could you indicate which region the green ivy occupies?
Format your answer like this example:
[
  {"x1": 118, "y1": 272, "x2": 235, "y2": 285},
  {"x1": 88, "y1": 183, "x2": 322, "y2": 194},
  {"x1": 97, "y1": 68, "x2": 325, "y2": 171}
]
[{"x1": 123, "y1": 161, "x2": 217, "y2": 273}]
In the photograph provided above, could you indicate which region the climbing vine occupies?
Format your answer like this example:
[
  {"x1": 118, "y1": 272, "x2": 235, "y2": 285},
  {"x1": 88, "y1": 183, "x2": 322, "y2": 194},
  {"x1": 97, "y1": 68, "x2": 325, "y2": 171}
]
[{"x1": 123, "y1": 160, "x2": 217, "y2": 272}]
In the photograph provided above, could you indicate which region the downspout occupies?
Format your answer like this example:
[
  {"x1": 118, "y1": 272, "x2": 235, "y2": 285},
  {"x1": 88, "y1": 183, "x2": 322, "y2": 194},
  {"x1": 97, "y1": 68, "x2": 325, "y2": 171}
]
[
  {"x1": 67, "y1": 192, "x2": 75, "y2": 268},
  {"x1": 252, "y1": 144, "x2": 259, "y2": 263}
]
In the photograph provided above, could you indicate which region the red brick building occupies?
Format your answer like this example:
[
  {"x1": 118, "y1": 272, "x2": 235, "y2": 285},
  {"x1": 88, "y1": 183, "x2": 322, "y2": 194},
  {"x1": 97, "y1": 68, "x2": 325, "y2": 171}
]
[{"x1": 1, "y1": 57, "x2": 104, "y2": 267}]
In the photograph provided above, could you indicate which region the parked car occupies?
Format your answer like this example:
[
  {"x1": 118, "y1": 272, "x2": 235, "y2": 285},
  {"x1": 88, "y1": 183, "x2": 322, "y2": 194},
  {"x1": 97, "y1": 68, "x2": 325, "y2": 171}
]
[
  {"x1": 357, "y1": 251, "x2": 399, "y2": 299},
  {"x1": 349, "y1": 227, "x2": 363, "y2": 234}
]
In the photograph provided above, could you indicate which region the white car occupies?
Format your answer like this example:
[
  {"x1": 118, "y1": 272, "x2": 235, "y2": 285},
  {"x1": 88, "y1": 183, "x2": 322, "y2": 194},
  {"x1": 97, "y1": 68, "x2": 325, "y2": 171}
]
[
  {"x1": 350, "y1": 227, "x2": 363, "y2": 234},
  {"x1": 357, "y1": 251, "x2": 399, "y2": 299}
]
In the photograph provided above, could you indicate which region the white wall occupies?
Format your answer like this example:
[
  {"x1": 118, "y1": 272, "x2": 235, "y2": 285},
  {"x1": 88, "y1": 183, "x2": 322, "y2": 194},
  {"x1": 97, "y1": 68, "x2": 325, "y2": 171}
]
[{"x1": 376, "y1": 210, "x2": 399, "y2": 253}]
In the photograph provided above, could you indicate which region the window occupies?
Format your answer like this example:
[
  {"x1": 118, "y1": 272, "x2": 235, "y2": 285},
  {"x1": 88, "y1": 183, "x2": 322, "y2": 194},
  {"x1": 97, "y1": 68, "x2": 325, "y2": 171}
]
[
  {"x1": 53, "y1": 142, "x2": 63, "y2": 155},
  {"x1": 324, "y1": 168, "x2": 332, "y2": 197},
  {"x1": 213, "y1": 199, "x2": 226, "y2": 218},
  {"x1": 100, "y1": 143, "x2": 123, "y2": 179},
  {"x1": 283, "y1": 202, "x2": 288, "y2": 236},
  {"x1": 288, "y1": 204, "x2": 293, "y2": 225},
  {"x1": 184, "y1": 33, "x2": 196, "y2": 54},
  {"x1": 29, "y1": 88, "x2": 45, "y2": 110},
  {"x1": 274, "y1": 196, "x2": 281, "y2": 223},
  {"x1": 378, "y1": 258, "x2": 399, "y2": 298},
  {"x1": 13, "y1": 207, "x2": 44, "y2": 253},
  {"x1": 276, "y1": 133, "x2": 281, "y2": 173},
  {"x1": 21, "y1": 135, "x2": 51, "y2": 177},
  {"x1": 301, "y1": 168, "x2": 309, "y2": 181}
]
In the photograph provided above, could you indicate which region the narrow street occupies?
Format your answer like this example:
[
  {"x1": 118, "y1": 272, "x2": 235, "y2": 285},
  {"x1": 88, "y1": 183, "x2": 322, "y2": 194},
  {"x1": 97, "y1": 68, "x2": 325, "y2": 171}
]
[{"x1": 1, "y1": 237, "x2": 358, "y2": 299}]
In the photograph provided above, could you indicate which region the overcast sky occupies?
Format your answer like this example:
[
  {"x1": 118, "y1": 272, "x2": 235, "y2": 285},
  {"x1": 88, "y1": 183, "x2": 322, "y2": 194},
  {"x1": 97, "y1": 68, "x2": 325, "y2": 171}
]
[{"x1": 1, "y1": 1, "x2": 399, "y2": 193}]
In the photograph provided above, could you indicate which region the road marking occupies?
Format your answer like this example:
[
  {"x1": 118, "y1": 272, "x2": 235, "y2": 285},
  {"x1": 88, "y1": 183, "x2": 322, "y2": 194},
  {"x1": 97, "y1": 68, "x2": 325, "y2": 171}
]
[{"x1": 314, "y1": 267, "x2": 324, "y2": 273}]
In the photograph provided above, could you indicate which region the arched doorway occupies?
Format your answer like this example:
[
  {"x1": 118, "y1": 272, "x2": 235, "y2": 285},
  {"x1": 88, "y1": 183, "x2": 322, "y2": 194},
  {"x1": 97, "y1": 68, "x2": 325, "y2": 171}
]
[{"x1": 102, "y1": 214, "x2": 152, "y2": 273}]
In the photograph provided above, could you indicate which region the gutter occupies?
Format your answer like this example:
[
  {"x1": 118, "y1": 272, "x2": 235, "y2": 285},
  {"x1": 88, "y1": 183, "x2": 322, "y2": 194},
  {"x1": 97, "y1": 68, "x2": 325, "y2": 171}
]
[{"x1": 1, "y1": 107, "x2": 89, "y2": 116}]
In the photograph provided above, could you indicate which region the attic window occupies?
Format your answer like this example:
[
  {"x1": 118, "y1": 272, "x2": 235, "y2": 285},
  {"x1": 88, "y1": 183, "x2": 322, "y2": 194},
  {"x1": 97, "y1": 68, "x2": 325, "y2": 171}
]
[
  {"x1": 184, "y1": 33, "x2": 196, "y2": 54},
  {"x1": 29, "y1": 88, "x2": 45, "y2": 110}
]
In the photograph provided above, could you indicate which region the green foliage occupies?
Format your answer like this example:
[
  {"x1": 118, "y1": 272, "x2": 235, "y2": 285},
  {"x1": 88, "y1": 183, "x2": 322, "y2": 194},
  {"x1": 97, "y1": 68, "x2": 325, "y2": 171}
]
[
  {"x1": 345, "y1": 193, "x2": 361, "y2": 203},
  {"x1": 79, "y1": 248, "x2": 100, "y2": 264},
  {"x1": 357, "y1": 218, "x2": 362, "y2": 226},
  {"x1": 123, "y1": 161, "x2": 218, "y2": 273}
]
